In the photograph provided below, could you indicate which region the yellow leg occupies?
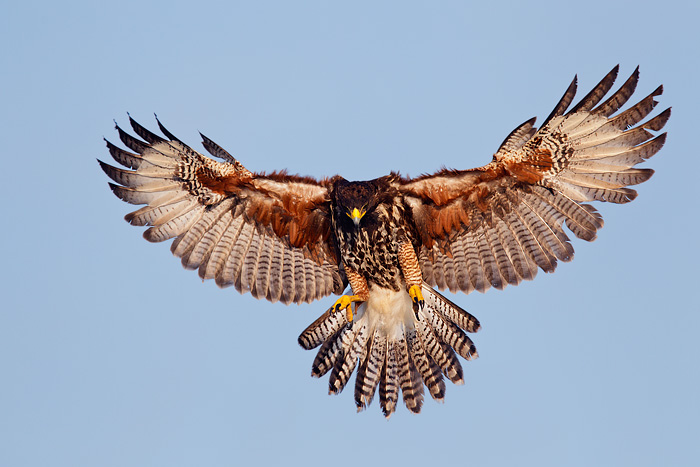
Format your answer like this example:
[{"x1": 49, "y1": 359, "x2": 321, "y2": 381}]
[
  {"x1": 408, "y1": 285, "x2": 424, "y2": 309},
  {"x1": 399, "y1": 241, "x2": 425, "y2": 314},
  {"x1": 335, "y1": 268, "x2": 369, "y2": 326},
  {"x1": 330, "y1": 294, "x2": 363, "y2": 324}
]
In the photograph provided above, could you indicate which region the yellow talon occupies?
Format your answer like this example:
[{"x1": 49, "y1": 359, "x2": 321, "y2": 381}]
[
  {"x1": 330, "y1": 294, "x2": 362, "y2": 324},
  {"x1": 408, "y1": 285, "x2": 424, "y2": 309}
]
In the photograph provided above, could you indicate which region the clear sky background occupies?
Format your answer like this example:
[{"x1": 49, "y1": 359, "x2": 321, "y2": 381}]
[{"x1": 2, "y1": 1, "x2": 698, "y2": 466}]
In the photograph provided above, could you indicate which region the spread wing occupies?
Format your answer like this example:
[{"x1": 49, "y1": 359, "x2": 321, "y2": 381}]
[
  {"x1": 99, "y1": 116, "x2": 346, "y2": 304},
  {"x1": 399, "y1": 66, "x2": 670, "y2": 294}
]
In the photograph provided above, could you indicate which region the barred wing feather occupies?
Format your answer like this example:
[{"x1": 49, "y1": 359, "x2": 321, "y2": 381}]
[
  {"x1": 99, "y1": 119, "x2": 346, "y2": 304},
  {"x1": 401, "y1": 65, "x2": 669, "y2": 294}
]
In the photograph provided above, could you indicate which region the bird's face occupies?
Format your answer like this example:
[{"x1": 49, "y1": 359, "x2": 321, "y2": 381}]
[{"x1": 332, "y1": 180, "x2": 377, "y2": 230}]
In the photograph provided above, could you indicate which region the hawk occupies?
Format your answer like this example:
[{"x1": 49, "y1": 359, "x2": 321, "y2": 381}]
[{"x1": 100, "y1": 66, "x2": 669, "y2": 417}]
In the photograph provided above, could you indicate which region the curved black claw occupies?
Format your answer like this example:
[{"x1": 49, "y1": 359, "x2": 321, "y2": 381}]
[
  {"x1": 408, "y1": 285, "x2": 425, "y2": 312},
  {"x1": 412, "y1": 305, "x2": 421, "y2": 321}
]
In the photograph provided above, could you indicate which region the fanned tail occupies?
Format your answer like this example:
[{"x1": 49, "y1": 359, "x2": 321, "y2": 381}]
[{"x1": 298, "y1": 284, "x2": 480, "y2": 418}]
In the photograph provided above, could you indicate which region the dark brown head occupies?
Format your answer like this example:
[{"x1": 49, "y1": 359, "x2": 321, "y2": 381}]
[{"x1": 331, "y1": 177, "x2": 394, "y2": 230}]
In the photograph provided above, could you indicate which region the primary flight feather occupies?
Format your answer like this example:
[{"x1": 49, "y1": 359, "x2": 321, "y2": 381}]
[{"x1": 100, "y1": 66, "x2": 669, "y2": 417}]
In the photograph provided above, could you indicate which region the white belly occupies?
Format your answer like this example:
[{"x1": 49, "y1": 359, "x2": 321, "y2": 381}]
[{"x1": 356, "y1": 286, "x2": 415, "y2": 341}]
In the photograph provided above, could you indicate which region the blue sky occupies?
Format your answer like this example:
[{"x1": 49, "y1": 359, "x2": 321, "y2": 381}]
[{"x1": 2, "y1": 1, "x2": 698, "y2": 466}]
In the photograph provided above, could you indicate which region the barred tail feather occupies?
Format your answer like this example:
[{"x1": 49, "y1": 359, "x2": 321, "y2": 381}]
[
  {"x1": 380, "y1": 340, "x2": 400, "y2": 417},
  {"x1": 298, "y1": 309, "x2": 347, "y2": 350},
  {"x1": 406, "y1": 329, "x2": 445, "y2": 401},
  {"x1": 299, "y1": 285, "x2": 479, "y2": 417},
  {"x1": 354, "y1": 332, "x2": 386, "y2": 411},
  {"x1": 329, "y1": 320, "x2": 369, "y2": 395}
]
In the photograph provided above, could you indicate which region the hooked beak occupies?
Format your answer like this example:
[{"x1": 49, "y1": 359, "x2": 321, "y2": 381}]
[{"x1": 347, "y1": 207, "x2": 366, "y2": 227}]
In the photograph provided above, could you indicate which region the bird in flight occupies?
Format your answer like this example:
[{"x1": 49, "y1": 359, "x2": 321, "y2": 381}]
[{"x1": 100, "y1": 66, "x2": 669, "y2": 417}]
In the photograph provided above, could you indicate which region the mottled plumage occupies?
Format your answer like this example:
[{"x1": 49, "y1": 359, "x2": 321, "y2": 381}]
[{"x1": 100, "y1": 66, "x2": 669, "y2": 417}]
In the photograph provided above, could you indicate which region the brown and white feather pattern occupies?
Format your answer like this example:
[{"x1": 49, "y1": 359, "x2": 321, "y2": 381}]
[
  {"x1": 101, "y1": 66, "x2": 668, "y2": 417},
  {"x1": 100, "y1": 120, "x2": 346, "y2": 304},
  {"x1": 299, "y1": 284, "x2": 479, "y2": 418},
  {"x1": 401, "y1": 65, "x2": 669, "y2": 295}
]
